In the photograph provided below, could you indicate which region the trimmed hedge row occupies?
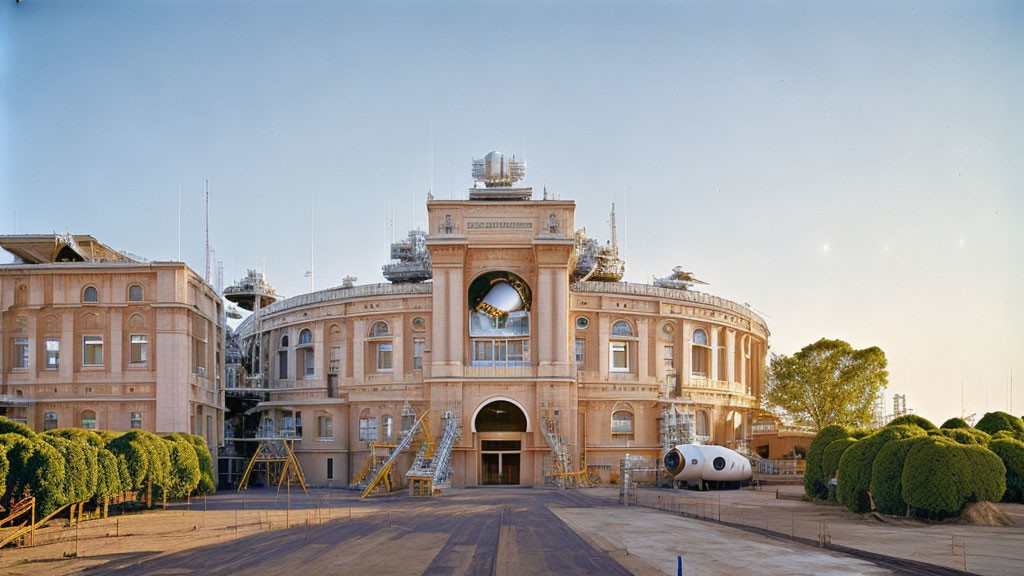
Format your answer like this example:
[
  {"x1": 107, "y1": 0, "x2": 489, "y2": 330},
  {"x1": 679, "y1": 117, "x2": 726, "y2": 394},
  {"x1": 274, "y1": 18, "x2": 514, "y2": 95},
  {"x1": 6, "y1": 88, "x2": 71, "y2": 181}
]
[
  {"x1": 837, "y1": 424, "x2": 925, "y2": 513},
  {"x1": 806, "y1": 411, "x2": 1024, "y2": 518},
  {"x1": 902, "y1": 436, "x2": 1005, "y2": 519},
  {"x1": 0, "y1": 416, "x2": 215, "y2": 519},
  {"x1": 804, "y1": 425, "x2": 853, "y2": 500}
]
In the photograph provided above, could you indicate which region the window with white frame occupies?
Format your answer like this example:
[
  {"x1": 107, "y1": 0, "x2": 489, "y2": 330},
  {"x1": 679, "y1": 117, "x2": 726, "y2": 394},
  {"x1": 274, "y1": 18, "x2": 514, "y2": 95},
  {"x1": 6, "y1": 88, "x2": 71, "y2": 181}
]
[
  {"x1": 691, "y1": 328, "x2": 710, "y2": 378},
  {"x1": 413, "y1": 338, "x2": 425, "y2": 370},
  {"x1": 664, "y1": 344, "x2": 674, "y2": 368},
  {"x1": 610, "y1": 341, "x2": 630, "y2": 372},
  {"x1": 44, "y1": 411, "x2": 58, "y2": 431},
  {"x1": 130, "y1": 334, "x2": 148, "y2": 364},
  {"x1": 131, "y1": 412, "x2": 142, "y2": 429},
  {"x1": 83, "y1": 336, "x2": 103, "y2": 366},
  {"x1": 45, "y1": 339, "x2": 59, "y2": 369},
  {"x1": 376, "y1": 343, "x2": 393, "y2": 371},
  {"x1": 13, "y1": 338, "x2": 29, "y2": 369},
  {"x1": 575, "y1": 338, "x2": 586, "y2": 365},
  {"x1": 358, "y1": 415, "x2": 378, "y2": 441}
]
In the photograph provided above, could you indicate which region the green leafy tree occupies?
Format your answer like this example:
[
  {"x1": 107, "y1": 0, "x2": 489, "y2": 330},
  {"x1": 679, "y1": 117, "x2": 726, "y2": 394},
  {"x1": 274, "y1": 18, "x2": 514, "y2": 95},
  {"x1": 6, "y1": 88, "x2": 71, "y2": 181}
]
[
  {"x1": 166, "y1": 440, "x2": 201, "y2": 498},
  {"x1": 764, "y1": 339, "x2": 888, "y2": 431}
]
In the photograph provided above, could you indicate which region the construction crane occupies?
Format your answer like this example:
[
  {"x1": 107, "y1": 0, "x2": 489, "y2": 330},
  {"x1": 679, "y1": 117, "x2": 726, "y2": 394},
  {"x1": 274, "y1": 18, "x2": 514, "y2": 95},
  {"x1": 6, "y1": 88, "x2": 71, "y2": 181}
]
[{"x1": 358, "y1": 410, "x2": 431, "y2": 498}]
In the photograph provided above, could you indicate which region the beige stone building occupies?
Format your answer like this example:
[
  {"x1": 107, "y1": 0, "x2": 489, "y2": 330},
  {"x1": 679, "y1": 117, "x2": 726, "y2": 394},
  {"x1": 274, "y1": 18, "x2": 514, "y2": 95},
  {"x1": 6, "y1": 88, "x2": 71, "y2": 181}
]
[
  {"x1": 0, "y1": 235, "x2": 226, "y2": 454},
  {"x1": 238, "y1": 152, "x2": 769, "y2": 487}
]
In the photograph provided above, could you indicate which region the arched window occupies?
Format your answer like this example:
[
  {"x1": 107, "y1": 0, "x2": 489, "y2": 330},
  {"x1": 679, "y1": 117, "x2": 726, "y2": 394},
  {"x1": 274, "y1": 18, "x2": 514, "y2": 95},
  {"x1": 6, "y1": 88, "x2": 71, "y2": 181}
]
[
  {"x1": 128, "y1": 284, "x2": 144, "y2": 301},
  {"x1": 44, "y1": 411, "x2": 58, "y2": 431},
  {"x1": 278, "y1": 334, "x2": 289, "y2": 379},
  {"x1": 83, "y1": 286, "x2": 98, "y2": 303},
  {"x1": 612, "y1": 321, "x2": 633, "y2": 337},
  {"x1": 691, "y1": 328, "x2": 710, "y2": 378},
  {"x1": 280, "y1": 334, "x2": 290, "y2": 348},
  {"x1": 81, "y1": 410, "x2": 97, "y2": 430},
  {"x1": 370, "y1": 321, "x2": 390, "y2": 337},
  {"x1": 611, "y1": 409, "x2": 634, "y2": 435},
  {"x1": 298, "y1": 329, "x2": 314, "y2": 376},
  {"x1": 696, "y1": 410, "x2": 710, "y2": 438}
]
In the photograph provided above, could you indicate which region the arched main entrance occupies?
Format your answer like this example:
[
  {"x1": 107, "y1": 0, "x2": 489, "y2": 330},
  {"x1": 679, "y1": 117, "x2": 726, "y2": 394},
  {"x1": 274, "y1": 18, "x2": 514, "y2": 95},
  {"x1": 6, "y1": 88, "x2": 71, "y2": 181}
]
[{"x1": 474, "y1": 399, "x2": 528, "y2": 485}]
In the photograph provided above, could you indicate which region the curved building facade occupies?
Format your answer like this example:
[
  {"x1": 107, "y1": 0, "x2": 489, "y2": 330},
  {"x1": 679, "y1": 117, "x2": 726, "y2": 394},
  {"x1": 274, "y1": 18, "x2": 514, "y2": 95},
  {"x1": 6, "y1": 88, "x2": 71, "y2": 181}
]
[{"x1": 242, "y1": 155, "x2": 769, "y2": 487}]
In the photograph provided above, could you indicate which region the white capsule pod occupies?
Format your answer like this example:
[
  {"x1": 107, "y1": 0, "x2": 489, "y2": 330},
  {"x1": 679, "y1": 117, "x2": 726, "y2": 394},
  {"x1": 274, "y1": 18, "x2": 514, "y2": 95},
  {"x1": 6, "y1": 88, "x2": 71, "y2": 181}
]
[{"x1": 663, "y1": 444, "x2": 752, "y2": 490}]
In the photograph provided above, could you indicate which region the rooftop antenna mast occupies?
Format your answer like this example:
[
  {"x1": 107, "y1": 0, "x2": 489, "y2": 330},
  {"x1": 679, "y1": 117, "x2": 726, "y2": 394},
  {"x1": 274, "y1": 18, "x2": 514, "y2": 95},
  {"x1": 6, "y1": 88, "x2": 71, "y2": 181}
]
[
  {"x1": 305, "y1": 186, "x2": 315, "y2": 292},
  {"x1": 177, "y1": 184, "x2": 182, "y2": 261},
  {"x1": 609, "y1": 202, "x2": 618, "y2": 252},
  {"x1": 204, "y1": 179, "x2": 210, "y2": 282}
]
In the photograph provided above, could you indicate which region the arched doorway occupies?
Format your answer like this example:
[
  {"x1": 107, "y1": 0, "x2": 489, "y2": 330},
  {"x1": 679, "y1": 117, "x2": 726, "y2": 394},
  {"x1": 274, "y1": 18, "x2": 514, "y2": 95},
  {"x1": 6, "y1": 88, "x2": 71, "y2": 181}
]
[{"x1": 474, "y1": 399, "x2": 528, "y2": 485}]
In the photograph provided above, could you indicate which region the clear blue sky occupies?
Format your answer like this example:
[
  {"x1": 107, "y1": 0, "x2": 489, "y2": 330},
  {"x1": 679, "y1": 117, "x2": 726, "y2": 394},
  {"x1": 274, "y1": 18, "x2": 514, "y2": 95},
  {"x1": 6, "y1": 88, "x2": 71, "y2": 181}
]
[{"x1": 2, "y1": 1, "x2": 1022, "y2": 424}]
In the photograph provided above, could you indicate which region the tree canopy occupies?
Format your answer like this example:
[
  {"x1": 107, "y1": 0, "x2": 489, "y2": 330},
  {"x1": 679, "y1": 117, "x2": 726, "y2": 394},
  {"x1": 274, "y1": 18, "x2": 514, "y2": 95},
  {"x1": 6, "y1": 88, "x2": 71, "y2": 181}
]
[{"x1": 763, "y1": 338, "x2": 888, "y2": 431}]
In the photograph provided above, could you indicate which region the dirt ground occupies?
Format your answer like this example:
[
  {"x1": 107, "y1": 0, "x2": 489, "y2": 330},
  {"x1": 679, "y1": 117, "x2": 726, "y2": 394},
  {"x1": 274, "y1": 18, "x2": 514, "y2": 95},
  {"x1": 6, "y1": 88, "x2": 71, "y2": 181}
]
[{"x1": 1, "y1": 484, "x2": 1022, "y2": 575}]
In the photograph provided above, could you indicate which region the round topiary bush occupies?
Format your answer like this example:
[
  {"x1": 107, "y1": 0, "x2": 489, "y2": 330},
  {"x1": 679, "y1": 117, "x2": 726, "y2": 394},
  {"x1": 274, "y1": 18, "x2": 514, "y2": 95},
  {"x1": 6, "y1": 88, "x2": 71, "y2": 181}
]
[
  {"x1": 988, "y1": 437, "x2": 1024, "y2": 503},
  {"x1": 886, "y1": 414, "x2": 936, "y2": 431},
  {"x1": 40, "y1": 434, "x2": 98, "y2": 504},
  {"x1": 901, "y1": 436, "x2": 1005, "y2": 519},
  {"x1": 934, "y1": 427, "x2": 990, "y2": 446},
  {"x1": 0, "y1": 416, "x2": 37, "y2": 438},
  {"x1": 164, "y1": 433, "x2": 217, "y2": 495},
  {"x1": 805, "y1": 425, "x2": 852, "y2": 500},
  {"x1": 870, "y1": 436, "x2": 922, "y2": 515},
  {"x1": 166, "y1": 439, "x2": 201, "y2": 498},
  {"x1": 95, "y1": 448, "x2": 122, "y2": 498},
  {"x1": 975, "y1": 412, "x2": 1024, "y2": 437},
  {"x1": 838, "y1": 424, "x2": 925, "y2": 513},
  {"x1": 107, "y1": 430, "x2": 170, "y2": 491},
  {"x1": 940, "y1": 417, "x2": 970, "y2": 430},
  {"x1": 821, "y1": 438, "x2": 857, "y2": 502}
]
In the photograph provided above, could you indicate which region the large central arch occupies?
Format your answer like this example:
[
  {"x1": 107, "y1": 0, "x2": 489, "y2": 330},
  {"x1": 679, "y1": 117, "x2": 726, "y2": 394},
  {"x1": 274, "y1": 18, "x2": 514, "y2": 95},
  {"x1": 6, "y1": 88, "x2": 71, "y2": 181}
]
[{"x1": 471, "y1": 396, "x2": 532, "y2": 433}]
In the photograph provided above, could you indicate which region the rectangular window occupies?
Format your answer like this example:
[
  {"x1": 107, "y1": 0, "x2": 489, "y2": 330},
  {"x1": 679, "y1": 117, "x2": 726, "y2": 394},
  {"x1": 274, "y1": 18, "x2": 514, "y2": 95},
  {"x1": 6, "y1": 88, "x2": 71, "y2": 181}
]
[
  {"x1": 13, "y1": 338, "x2": 29, "y2": 369},
  {"x1": 610, "y1": 342, "x2": 629, "y2": 372},
  {"x1": 413, "y1": 338, "x2": 425, "y2": 370},
  {"x1": 471, "y1": 339, "x2": 527, "y2": 366},
  {"x1": 44, "y1": 411, "x2": 58, "y2": 431},
  {"x1": 329, "y1": 347, "x2": 341, "y2": 374},
  {"x1": 318, "y1": 415, "x2": 334, "y2": 439},
  {"x1": 278, "y1": 350, "x2": 288, "y2": 379},
  {"x1": 130, "y1": 334, "x2": 148, "y2": 364},
  {"x1": 575, "y1": 338, "x2": 586, "y2": 365},
  {"x1": 664, "y1": 345, "x2": 674, "y2": 368},
  {"x1": 376, "y1": 343, "x2": 393, "y2": 371},
  {"x1": 130, "y1": 412, "x2": 142, "y2": 429},
  {"x1": 304, "y1": 348, "x2": 314, "y2": 376},
  {"x1": 45, "y1": 339, "x2": 60, "y2": 369},
  {"x1": 359, "y1": 417, "x2": 378, "y2": 441},
  {"x1": 83, "y1": 336, "x2": 103, "y2": 366},
  {"x1": 326, "y1": 457, "x2": 334, "y2": 480}
]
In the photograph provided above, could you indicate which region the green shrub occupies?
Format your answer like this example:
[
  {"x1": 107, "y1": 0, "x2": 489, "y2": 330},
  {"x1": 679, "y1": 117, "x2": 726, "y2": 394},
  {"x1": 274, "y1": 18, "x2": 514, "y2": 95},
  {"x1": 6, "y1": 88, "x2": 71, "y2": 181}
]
[
  {"x1": 0, "y1": 416, "x2": 37, "y2": 438},
  {"x1": 988, "y1": 437, "x2": 1024, "y2": 503},
  {"x1": 20, "y1": 438, "x2": 68, "y2": 518},
  {"x1": 934, "y1": 428, "x2": 990, "y2": 446},
  {"x1": 992, "y1": 429, "x2": 1024, "y2": 442},
  {"x1": 821, "y1": 438, "x2": 857, "y2": 502},
  {"x1": 95, "y1": 448, "x2": 122, "y2": 498},
  {"x1": 40, "y1": 435, "x2": 97, "y2": 504},
  {"x1": 886, "y1": 415, "x2": 936, "y2": 430},
  {"x1": 0, "y1": 444, "x2": 8, "y2": 499},
  {"x1": 838, "y1": 425, "x2": 924, "y2": 513},
  {"x1": 901, "y1": 436, "x2": 1005, "y2": 519},
  {"x1": 851, "y1": 429, "x2": 871, "y2": 439},
  {"x1": 107, "y1": 430, "x2": 170, "y2": 491},
  {"x1": 165, "y1": 440, "x2": 201, "y2": 498},
  {"x1": 870, "y1": 436, "x2": 921, "y2": 515},
  {"x1": 940, "y1": 417, "x2": 970, "y2": 429},
  {"x1": 805, "y1": 425, "x2": 852, "y2": 500},
  {"x1": 45, "y1": 428, "x2": 106, "y2": 449},
  {"x1": 975, "y1": 412, "x2": 1024, "y2": 436}
]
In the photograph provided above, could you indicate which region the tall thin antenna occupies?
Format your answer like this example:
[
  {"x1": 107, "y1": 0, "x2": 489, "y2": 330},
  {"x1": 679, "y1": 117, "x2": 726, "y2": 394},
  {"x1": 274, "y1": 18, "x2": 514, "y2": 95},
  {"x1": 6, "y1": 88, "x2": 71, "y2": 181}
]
[
  {"x1": 204, "y1": 179, "x2": 210, "y2": 282},
  {"x1": 623, "y1": 187, "x2": 628, "y2": 270},
  {"x1": 305, "y1": 186, "x2": 315, "y2": 292},
  {"x1": 177, "y1": 184, "x2": 181, "y2": 261},
  {"x1": 430, "y1": 111, "x2": 434, "y2": 203},
  {"x1": 609, "y1": 202, "x2": 618, "y2": 251}
]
